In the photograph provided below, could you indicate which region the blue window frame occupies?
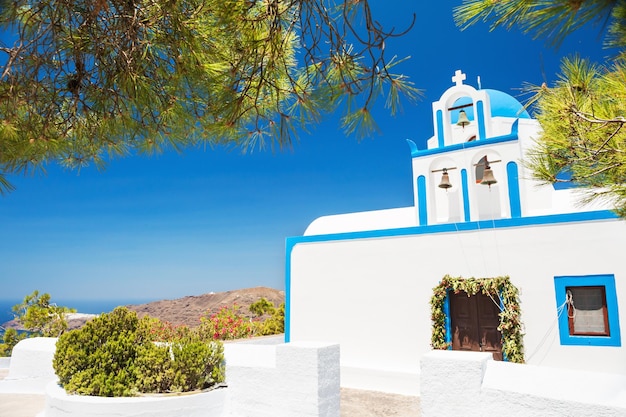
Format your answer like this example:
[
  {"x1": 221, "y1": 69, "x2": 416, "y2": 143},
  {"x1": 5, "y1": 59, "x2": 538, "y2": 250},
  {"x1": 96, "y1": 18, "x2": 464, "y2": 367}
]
[{"x1": 554, "y1": 274, "x2": 621, "y2": 347}]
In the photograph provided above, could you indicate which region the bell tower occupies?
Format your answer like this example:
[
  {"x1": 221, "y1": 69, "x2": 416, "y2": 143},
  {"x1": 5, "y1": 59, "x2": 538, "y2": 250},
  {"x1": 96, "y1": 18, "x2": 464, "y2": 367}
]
[
  {"x1": 408, "y1": 69, "x2": 538, "y2": 226},
  {"x1": 429, "y1": 69, "x2": 493, "y2": 149}
]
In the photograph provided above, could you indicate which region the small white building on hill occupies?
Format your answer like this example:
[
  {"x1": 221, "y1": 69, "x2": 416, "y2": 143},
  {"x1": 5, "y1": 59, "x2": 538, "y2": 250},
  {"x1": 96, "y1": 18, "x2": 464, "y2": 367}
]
[{"x1": 285, "y1": 70, "x2": 624, "y2": 396}]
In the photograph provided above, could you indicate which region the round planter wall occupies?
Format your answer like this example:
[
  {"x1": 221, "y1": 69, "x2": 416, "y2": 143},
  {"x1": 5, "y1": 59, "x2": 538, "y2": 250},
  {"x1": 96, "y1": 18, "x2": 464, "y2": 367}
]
[{"x1": 41, "y1": 381, "x2": 227, "y2": 417}]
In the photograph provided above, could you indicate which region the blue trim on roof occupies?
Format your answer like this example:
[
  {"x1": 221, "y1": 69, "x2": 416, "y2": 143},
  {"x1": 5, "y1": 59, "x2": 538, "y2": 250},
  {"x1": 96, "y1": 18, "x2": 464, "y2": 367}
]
[
  {"x1": 286, "y1": 210, "x2": 617, "y2": 248},
  {"x1": 412, "y1": 120, "x2": 520, "y2": 158},
  {"x1": 406, "y1": 139, "x2": 418, "y2": 155}
]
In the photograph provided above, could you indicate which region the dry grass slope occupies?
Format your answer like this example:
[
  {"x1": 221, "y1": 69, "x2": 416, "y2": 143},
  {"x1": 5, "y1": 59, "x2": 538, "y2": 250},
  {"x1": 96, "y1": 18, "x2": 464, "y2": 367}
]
[{"x1": 126, "y1": 286, "x2": 285, "y2": 327}]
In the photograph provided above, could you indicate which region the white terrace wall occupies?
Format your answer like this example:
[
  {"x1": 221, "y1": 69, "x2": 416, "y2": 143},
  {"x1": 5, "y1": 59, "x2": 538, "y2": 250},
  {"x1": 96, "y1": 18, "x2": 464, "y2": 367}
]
[
  {"x1": 6, "y1": 337, "x2": 56, "y2": 380},
  {"x1": 1, "y1": 337, "x2": 340, "y2": 417},
  {"x1": 420, "y1": 350, "x2": 626, "y2": 417},
  {"x1": 0, "y1": 337, "x2": 57, "y2": 394},
  {"x1": 225, "y1": 340, "x2": 340, "y2": 417},
  {"x1": 43, "y1": 383, "x2": 228, "y2": 417}
]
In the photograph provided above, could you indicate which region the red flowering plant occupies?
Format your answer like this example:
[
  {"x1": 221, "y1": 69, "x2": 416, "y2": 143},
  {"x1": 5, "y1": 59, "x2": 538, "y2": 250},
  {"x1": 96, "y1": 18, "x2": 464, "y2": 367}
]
[
  {"x1": 139, "y1": 316, "x2": 192, "y2": 343},
  {"x1": 198, "y1": 304, "x2": 255, "y2": 341}
]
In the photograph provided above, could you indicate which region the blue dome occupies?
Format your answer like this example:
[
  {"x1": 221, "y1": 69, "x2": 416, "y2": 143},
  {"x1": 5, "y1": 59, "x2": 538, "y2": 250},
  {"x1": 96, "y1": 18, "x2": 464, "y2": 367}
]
[
  {"x1": 484, "y1": 89, "x2": 530, "y2": 119},
  {"x1": 450, "y1": 89, "x2": 530, "y2": 124}
]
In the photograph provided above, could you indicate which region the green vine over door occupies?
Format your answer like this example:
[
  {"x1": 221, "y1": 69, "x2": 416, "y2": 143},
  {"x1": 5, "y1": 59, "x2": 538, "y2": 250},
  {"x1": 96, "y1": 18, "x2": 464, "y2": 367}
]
[{"x1": 430, "y1": 275, "x2": 525, "y2": 363}]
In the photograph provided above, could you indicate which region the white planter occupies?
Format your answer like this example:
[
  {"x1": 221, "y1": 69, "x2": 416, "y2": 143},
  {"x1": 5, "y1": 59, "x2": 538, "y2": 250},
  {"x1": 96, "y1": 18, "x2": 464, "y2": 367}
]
[{"x1": 40, "y1": 381, "x2": 228, "y2": 417}]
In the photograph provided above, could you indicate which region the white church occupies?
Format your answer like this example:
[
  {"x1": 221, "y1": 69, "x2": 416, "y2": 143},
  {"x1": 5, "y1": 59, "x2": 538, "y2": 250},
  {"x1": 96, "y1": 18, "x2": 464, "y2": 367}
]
[{"x1": 285, "y1": 70, "x2": 625, "y2": 396}]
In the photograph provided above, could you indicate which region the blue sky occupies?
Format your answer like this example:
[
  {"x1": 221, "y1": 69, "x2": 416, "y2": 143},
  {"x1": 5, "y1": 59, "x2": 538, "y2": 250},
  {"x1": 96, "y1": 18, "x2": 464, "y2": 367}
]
[{"x1": 0, "y1": 1, "x2": 612, "y2": 301}]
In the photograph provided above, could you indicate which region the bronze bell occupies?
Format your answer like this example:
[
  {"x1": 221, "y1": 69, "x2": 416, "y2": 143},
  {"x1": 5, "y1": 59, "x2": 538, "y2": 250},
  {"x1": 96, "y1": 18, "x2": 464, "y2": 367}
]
[
  {"x1": 439, "y1": 169, "x2": 452, "y2": 190},
  {"x1": 480, "y1": 165, "x2": 497, "y2": 187},
  {"x1": 457, "y1": 110, "x2": 470, "y2": 128}
]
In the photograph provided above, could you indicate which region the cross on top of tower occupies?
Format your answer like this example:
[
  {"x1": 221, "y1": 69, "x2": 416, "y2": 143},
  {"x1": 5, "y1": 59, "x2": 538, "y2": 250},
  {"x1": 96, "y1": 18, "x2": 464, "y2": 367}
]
[{"x1": 452, "y1": 70, "x2": 466, "y2": 86}]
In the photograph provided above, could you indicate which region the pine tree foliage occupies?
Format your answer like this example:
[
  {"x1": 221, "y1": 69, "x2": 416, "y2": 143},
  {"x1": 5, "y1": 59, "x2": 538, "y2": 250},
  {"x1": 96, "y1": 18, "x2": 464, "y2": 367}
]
[
  {"x1": 526, "y1": 56, "x2": 626, "y2": 216},
  {"x1": 0, "y1": 0, "x2": 421, "y2": 193},
  {"x1": 454, "y1": 0, "x2": 619, "y2": 46},
  {"x1": 455, "y1": 1, "x2": 626, "y2": 216}
]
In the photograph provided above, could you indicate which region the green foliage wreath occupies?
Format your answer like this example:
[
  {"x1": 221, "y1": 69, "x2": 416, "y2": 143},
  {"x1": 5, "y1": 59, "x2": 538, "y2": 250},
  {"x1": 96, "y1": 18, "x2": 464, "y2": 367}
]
[{"x1": 430, "y1": 275, "x2": 525, "y2": 363}]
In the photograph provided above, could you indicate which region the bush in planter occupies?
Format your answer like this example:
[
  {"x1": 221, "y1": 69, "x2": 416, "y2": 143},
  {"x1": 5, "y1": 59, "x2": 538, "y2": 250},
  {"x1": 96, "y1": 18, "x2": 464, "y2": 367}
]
[
  {"x1": 53, "y1": 307, "x2": 224, "y2": 397},
  {"x1": 133, "y1": 339, "x2": 224, "y2": 394}
]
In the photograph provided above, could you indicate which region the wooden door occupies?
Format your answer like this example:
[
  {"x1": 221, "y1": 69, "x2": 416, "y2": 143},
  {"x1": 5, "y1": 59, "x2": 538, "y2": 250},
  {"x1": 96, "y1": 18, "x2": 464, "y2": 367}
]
[{"x1": 449, "y1": 291, "x2": 503, "y2": 360}]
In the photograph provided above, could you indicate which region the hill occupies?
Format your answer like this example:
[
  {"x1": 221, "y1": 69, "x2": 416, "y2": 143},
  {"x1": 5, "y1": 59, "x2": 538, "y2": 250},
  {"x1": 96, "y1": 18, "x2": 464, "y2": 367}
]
[
  {"x1": 2, "y1": 287, "x2": 285, "y2": 330},
  {"x1": 127, "y1": 286, "x2": 284, "y2": 327}
]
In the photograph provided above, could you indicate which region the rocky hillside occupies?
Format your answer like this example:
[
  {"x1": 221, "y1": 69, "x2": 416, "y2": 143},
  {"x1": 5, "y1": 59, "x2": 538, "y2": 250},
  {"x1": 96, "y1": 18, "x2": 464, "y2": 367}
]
[
  {"x1": 127, "y1": 286, "x2": 284, "y2": 327},
  {"x1": 3, "y1": 287, "x2": 285, "y2": 330}
]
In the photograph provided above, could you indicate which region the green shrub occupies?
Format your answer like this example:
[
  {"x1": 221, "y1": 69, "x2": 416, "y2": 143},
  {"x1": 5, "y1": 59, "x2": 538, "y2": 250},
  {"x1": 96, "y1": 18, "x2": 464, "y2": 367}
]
[
  {"x1": 249, "y1": 299, "x2": 285, "y2": 336},
  {"x1": 133, "y1": 339, "x2": 224, "y2": 394},
  {"x1": 170, "y1": 340, "x2": 224, "y2": 392},
  {"x1": 133, "y1": 342, "x2": 176, "y2": 393},
  {"x1": 53, "y1": 307, "x2": 225, "y2": 397}
]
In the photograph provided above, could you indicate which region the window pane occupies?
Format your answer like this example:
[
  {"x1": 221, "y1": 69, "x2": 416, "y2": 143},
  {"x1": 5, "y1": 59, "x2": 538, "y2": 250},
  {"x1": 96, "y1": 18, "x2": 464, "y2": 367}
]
[
  {"x1": 567, "y1": 286, "x2": 608, "y2": 335},
  {"x1": 555, "y1": 275, "x2": 620, "y2": 346}
]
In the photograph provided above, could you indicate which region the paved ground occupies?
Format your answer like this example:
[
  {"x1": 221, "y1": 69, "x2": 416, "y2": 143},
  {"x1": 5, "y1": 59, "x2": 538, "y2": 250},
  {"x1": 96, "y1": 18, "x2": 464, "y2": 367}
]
[
  {"x1": 0, "y1": 369, "x2": 421, "y2": 417},
  {"x1": 341, "y1": 388, "x2": 421, "y2": 416},
  {"x1": 0, "y1": 391, "x2": 421, "y2": 417},
  {"x1": 0, "y1": 394, "x2": 46, "y2": 417}
]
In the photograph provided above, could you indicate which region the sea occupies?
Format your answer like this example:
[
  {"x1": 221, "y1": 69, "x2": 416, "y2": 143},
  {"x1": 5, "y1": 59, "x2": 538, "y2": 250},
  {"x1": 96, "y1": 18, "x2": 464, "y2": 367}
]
[{"x1": 0, "y1": 298, "x2": 153, "y2": 335}]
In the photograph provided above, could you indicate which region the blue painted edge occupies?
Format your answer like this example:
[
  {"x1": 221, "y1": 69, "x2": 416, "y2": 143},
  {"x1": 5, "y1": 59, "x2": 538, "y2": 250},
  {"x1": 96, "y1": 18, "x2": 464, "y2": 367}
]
[
  {"x1": 461, "y1": 169, "x2": 470, "y2": 222},
  {"x1": 554, "y1": 274, "x2": 621, "y2": 347},
  {"x1": 507, "y1": 162, "x2": 522, "y2": 218},
  {"x1": 444, "y1": 290, "x2": 452, "y2": 349},
  {"x1": 436, "y1": 110, "x2": 444, "y2": 148},
  {"x1": 499, "y1": 292, "x2": 508, "y2": 361},
  {"x1": 411, "y1": 119, "x2": 520, "y2": 157},
  {"x1": 287, "y1": 210, "x2": 617, "y2": 248},
  {"x1": 406, "y1": 139, "x2": 418, "y2": 155},
  {"x1": 284, "y1": 239, "x2": 292, "y2": 342},
  {"x1": 477, "y1": 100, "x2": 486, "y2": 140},
  {"x1": 284, "y1": 209, "x2": 619, "y2": 340},
  {"x1": 417, "y1": 175, "x2": 428, "y2": 226}
]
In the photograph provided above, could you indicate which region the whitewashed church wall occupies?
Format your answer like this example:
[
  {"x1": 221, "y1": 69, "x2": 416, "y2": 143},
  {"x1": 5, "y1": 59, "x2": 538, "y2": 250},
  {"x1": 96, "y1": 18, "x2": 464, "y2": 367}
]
[
  {"x1": 287, "y1": 217, "x2": 626, "y2": 395},
  {"x1": 289, "y1": 239, "x2": 429, "y2": 396},
  {"x1": 303, "y1": 207, "x2": 416, "y2": 236}
]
